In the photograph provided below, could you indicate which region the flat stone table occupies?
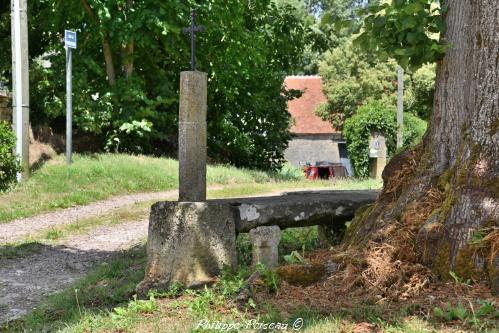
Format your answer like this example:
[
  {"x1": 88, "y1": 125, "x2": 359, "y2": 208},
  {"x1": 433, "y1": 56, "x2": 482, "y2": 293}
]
[{"x1": 136, "y1": 190, "x2": 378, "y2": 296}]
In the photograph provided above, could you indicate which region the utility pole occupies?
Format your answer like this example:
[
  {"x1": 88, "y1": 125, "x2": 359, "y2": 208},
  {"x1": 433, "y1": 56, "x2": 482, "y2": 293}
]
[
  {"x1": 397, "y1": 65, "x2": 404, "y2": 149},
  {"x1": 11, "y1": 0, "x2": 30, "y2": 180}
]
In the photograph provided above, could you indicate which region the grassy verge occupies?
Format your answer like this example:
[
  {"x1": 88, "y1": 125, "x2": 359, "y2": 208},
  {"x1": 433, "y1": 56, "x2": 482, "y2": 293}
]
[
  {"x1": 0, "y1": 153, "x2": 380, "y2": 223},
  {"x1": 4, "y1": 238, "x2": 495, "y2": 333}
]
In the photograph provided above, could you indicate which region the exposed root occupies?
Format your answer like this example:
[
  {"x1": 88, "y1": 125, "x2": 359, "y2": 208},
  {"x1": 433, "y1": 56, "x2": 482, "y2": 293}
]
[
  {"x1": 334, "y1": 184, "x2": 445, "y2": 302},
  {"x1": 382, "y1": 148, "x2": 420, "y2": 198}
]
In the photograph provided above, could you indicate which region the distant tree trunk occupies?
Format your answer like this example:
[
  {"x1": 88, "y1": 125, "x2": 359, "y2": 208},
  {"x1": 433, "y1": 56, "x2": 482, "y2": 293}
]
[
  {"x1": 122, "y1": 40, "x2": 134, "y2": 80},
  {"x1": 102, "y1": 39, "x2": 116, "y2": 86},
  {"x1": 80, "y1": 0, "x2": 116, "y2": 87},
  {"x1": 122, "y1": 0, "x2": 134, "y2": 80},
  {"x1": 346, "y1": 0, "x2": 498, "y2": 293}
]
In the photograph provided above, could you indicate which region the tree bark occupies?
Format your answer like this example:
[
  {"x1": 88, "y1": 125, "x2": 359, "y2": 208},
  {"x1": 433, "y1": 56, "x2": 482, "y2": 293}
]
[
  {"x1": 346, "y1": 0, "x2": 498, "y2": 294},
  {"x1": 122, "y1": 40, "x2": 134, "y2": 80},
  {"x1": 122, "y1": 0, "x2": 134, "y2": 80}
]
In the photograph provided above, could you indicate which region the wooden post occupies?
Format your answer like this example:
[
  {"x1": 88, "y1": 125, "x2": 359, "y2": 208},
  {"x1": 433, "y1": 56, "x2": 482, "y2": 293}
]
[{"x1": 397, "y1": 66, "x2": 404, "y2": 149}]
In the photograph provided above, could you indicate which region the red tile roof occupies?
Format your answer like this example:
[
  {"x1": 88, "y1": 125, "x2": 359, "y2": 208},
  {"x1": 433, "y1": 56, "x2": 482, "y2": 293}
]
[{"x1": 284, "y1": 76, "x2": 339, "y2": 134}]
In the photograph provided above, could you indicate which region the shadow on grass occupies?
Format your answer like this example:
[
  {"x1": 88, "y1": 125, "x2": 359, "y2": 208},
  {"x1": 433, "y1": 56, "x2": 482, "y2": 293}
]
[
  {"x1": 29, "y1": 152, "x2": 54, "y2": 174},
  {"x1": 0, "y1": 242, "x2": 46, "y2": 260},
  {"x1": 0, "y1": 244, "x2": 146, "y2": 333}
]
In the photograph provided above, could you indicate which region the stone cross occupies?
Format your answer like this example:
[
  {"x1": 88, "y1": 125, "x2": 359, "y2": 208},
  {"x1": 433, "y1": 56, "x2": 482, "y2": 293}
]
[{"x1": 182, "y1": 9, "x2": 205, "y2": 71}]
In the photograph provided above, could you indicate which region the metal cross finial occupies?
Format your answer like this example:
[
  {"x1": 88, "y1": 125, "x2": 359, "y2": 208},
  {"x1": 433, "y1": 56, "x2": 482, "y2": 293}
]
[{"x1": 182, "y1": 9, "x2": 205, "y2": 71}]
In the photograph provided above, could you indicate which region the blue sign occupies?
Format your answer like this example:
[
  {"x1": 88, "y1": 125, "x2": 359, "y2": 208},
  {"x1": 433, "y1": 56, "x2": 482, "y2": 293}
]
[{"x1": 65, "y1": 30, "x2": 77, "y2": 49}]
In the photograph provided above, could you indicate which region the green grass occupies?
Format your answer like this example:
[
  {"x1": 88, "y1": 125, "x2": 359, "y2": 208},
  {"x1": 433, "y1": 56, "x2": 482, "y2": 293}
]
[
  {"x1": 0, "y1": 201, "x2": 154, "y2": 260},
  {"x1": 5, "y1": 241, "x2": 496, "y2": 333},
  {"x1": 1, "y1": 246, "x2": 147, "y2": 333},
  {"x1": 0, "y1": 154, "x2": 380, "y2": 223}
]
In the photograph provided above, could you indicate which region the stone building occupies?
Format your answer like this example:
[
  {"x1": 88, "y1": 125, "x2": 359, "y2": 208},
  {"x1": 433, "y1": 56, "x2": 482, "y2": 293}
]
[{"x1": 284, "y1": 75, "x2": 350, "y2": 172}]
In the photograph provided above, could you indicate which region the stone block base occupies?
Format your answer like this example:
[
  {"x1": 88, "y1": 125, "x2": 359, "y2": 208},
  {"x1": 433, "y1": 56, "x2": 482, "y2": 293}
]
[{"x1": 136, "y1": 202, "x2": 237, "y2": 296}]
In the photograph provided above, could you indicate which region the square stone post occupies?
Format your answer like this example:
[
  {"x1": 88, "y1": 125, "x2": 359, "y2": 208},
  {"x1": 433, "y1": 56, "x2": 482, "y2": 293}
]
[
  {"x1": 179, "y1": 71, "x2": 207, "y2": 202},
  {"x1": 369, "y1": 132, "x2": 387, "y2": 180},
  {"x1": 249, "y1": 226, "x2": 281, "y2": 268}
]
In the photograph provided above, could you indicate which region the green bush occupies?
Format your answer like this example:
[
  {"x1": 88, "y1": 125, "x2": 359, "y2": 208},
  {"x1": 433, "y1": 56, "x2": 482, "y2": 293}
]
[
  {"x1": 343, "y1": 101, "x2": 427, "y2": 177},
  {"x1": 406, "y1": 63, "x2": 436, "y2": 120},
  {"x1": 0, "y1": 121, "x2": 20, "y2": 191},
  {"x1": 403, "y1": 112, "x2": 428, "y2": 149}
]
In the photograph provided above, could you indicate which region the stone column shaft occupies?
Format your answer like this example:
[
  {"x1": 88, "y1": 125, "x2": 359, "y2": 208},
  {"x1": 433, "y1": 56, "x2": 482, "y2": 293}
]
[{"x1": 179, "y1": 71, "x2": 207, "y2": 202}]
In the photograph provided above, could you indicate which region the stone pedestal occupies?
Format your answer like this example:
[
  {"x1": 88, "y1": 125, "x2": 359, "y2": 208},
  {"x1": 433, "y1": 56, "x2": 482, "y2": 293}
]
[
  {"x1": 136, "y1": 202, "x2": 237, "y2": 296},
  {"x1": 178, "y1": 71, "x2": 207, "y2": 202},
  {"x1": 369, "y1": 132, "x2": 387, "y2": 180},
  {"x1": 249, "y1": 226, "x2": 281, "y2": 268}
]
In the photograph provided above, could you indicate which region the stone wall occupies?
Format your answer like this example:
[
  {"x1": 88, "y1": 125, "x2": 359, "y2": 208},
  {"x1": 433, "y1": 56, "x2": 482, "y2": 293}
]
[
  {"x1": 284, "y1": 134, "x2": 342, "y2": 167},
  {"x1": 0, "y1": 90, "x2": 11, "y2": 123}
]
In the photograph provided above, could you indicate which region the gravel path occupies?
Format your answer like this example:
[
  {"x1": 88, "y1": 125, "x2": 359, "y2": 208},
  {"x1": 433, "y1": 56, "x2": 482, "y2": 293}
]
[
  {"x1": 0, "y1": 190, "x2": 177, "y2": 244},
  {"x1": 0, "y1": 219, "x2": 149, "y2": 323},
  {"x1": 0, "y1": 187, "x2": 328, "y2": 324}
]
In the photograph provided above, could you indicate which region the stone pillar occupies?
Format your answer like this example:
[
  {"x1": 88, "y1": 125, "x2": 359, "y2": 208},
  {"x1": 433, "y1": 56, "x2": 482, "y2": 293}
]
[
  {"x1": 249, "y1": 226, "x2": 281, "y2": 268},
  {"x1": 0, "y1": 90, "x2": 11, "y2": 123},
  {"x1": 179, "y1": 71, "x2": 207, "y2": 202},
  {"x1": 368, "y1": 132, "x2": 387, "y2": 180}
]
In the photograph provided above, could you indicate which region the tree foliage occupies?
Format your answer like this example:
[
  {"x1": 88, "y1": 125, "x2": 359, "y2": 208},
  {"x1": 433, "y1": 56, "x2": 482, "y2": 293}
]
[
  {"x1": 275, "y1": 0, "x2": 371, "y2": 74},
  {"x1": 317, "y1": 40, "x2": 435, "y2": 129},
  {"x1": 0, "y1": 0, "x2": 309, "y2": 170},
  {"x1": 354, "y1": 0, "x2": 447, "y2": 69}
]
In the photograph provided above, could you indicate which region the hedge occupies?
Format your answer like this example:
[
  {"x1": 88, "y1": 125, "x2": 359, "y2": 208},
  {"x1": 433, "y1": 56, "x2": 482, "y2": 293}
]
[
  {"x1": 0, "y1": 121, "x2": 20, "y2": 191},
  {"x1": 343, "y1": 101, "x2": 427, "y2": 177}
]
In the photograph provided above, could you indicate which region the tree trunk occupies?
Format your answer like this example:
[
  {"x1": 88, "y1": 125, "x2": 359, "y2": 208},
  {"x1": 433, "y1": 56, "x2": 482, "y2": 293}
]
[
  {"x1": 102, "y1": 39, "x2": 116, "y2": 86},
  {"x1": 80, "y1": 0, "x2": 116, "y2": 87},
  {"x1": 122, "y1": 40, "x2": 134, "y2": 80},
  {"x1": 345, "y1": 0, "x2": 498, "y2": 294},
  {"x1": 122, "y1": 0, "x2": 134, "y2": 80}
]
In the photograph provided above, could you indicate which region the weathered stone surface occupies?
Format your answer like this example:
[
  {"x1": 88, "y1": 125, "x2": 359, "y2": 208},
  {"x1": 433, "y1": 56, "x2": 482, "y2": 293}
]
[
  {"x1": 369, "y1": 132, "x2": 387, "y2": 180},
  {"x1": 233, "y1": 190, "x2": 378, "y2": 232},
  {"x1": 276, "y1": 263, "x2": 326, "y2": 286},
  {"x1": 249, "y1": 226, "x2": 281, "y2": 268},
  {"x1": 178, "y1": 71, "x2": 207, "y2": 202},
  {"x1": 136, "y1": 201, "x2": 237, "y2": 296},
  {"x1": 137, "y1": 190, "x2": 377, "y2": 295}
]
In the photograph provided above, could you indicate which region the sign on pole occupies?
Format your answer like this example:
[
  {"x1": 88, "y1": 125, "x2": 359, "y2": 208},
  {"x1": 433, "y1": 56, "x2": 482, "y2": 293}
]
[
  {"x1": 65, "y1": 30, "x2": 76, "y2": 164},
  {"x1": 65, "y1": 30, "x2": 77, "y2": 49}
]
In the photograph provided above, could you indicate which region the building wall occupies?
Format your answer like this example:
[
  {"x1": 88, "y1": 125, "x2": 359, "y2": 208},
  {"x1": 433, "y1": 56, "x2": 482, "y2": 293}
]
[{"x1": 284, "y1": 134, "x2": 341, "y2": 167}]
